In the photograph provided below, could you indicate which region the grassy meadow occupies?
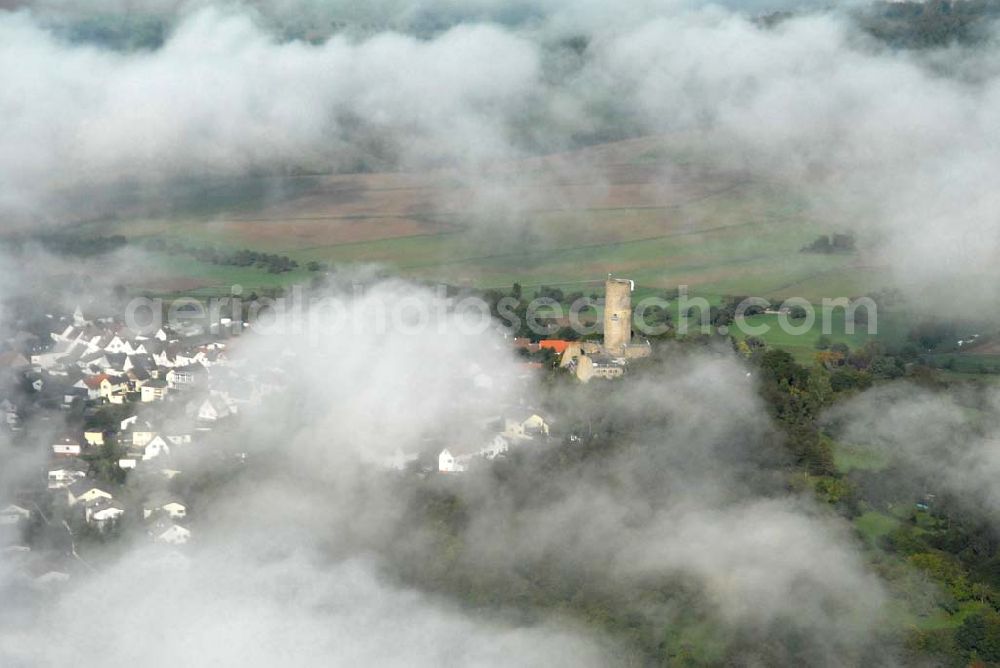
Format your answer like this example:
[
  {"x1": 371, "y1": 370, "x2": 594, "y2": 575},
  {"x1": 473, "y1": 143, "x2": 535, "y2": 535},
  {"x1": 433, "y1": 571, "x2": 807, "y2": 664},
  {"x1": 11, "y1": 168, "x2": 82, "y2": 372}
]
[{"x1": 41, "y1": 134, "x2": 1000, "y2": 363}]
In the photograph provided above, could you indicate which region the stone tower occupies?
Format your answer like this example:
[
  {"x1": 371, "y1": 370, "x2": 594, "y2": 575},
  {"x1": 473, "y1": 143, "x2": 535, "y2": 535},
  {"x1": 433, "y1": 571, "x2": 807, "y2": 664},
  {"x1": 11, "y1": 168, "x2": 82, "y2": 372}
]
[{"x1": 603, "y1": 276, "x2": 632, "y2": 354}]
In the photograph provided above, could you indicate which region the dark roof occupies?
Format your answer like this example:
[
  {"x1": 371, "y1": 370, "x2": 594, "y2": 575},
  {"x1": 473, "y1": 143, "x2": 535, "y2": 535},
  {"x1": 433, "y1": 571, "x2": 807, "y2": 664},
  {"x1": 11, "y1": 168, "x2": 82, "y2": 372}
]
[
  {"x1": 50, "y1": 458, "x2": 87, "y2": 472},
  {"x1": 68, "y1": 479, "x2": 107, "y2": 495},
  {"x1": 105, "y1": 353, "x2": 127, "y2": 368}
]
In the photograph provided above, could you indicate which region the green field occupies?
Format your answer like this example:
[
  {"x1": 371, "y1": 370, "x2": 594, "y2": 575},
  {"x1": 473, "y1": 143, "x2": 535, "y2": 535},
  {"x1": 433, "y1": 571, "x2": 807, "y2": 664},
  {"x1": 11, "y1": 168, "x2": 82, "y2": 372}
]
[
  {"x1": 66, "y1": 136, "x2": 885, "y2": 303},
  {"x1": 47, "y1": 134, "x2": 1000, "y2": 366},
  {"x1": 834, "y1": 442, "x2": 891, "y2": 475}
]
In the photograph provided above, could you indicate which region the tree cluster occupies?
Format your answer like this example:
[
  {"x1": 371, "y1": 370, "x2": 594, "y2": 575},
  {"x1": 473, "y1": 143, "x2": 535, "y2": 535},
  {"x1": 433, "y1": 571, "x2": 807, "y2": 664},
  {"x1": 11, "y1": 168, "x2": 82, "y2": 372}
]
[{"x1": 143, "y1": 238, "x2": 300, "y2": 273}]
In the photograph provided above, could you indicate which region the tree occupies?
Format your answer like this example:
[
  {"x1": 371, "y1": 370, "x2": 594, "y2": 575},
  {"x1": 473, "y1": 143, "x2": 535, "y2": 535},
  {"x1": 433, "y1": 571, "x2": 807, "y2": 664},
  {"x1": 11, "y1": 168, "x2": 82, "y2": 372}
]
[
  {"x1": 554, "y1": 326, "x2": 581, "y2": 341},
  {"x1": 957, "y1": 611, "x2": 1000, "y2": 662}
]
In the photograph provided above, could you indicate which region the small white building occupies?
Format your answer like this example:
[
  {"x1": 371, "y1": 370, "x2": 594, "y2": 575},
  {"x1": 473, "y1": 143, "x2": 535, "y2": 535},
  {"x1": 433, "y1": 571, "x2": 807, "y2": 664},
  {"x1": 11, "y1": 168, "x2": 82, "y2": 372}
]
[
  {"x1": 502, "y1": 412, "x2": 550, "y2": 440},
  {"x1": 144, "y1": 499, "x2": 187, "y2": 520},
  {"x1": 67, "y1": 481, "x2": 112, "y2": 507},
  {"x1": 48, "y1": 462, "x2": 87, "y2": 489},
  {"x1": 140, "y1": 379, "x2": 169, "y2": 402},
  {"x1": 51, "y1": 439, "x2": 82, "y2": 457},
  {"x1": 141, "y1": 435, "x2": 171, "y2": 461},
  {"x1": 438, "y1": 448, "x2": 470, "y2": 473},
  {"x1": 85, "y1": 498, "x2": 125, "y2": 529}
]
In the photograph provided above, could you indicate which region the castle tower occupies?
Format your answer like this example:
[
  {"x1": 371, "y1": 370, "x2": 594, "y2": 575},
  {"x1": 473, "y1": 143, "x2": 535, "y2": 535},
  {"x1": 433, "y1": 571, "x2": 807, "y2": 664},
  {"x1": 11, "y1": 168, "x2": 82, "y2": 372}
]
[{"x1": 603, "y1": 276, "x2": 632, "y2": 354}]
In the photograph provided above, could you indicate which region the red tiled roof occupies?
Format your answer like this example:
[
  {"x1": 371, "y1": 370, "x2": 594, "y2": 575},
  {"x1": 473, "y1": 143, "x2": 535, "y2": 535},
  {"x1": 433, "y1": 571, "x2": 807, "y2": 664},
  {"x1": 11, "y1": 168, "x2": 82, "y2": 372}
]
[
  {"x1": 82, "y1": 373, "x2": 110, "y2": 389},
  {"x1": 538, "y1": 340, "x2": 572, "y2": 354}
]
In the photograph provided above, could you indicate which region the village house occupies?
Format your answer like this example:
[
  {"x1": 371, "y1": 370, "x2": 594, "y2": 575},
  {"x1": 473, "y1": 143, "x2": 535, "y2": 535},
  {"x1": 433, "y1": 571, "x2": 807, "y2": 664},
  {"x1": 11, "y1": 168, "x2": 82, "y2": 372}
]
[
  {"x1": 140, "y1": 379, "x2": 169, "y2": 403},
  {"x1": 67, "y1": 480, "x2": 112, "y2": 507},
  {"x1": 165, "y1": 364, "x2": 202, "y2": 388},
  {"x1": 480, "y1": 434, "x2": 511, "y2": 459},
  {"x1": 502, "y1": 411, "x2": 550, "y2": 440},
  {"x1": 83, "y1": 430, "x2": 105, "y2": 447},
  {"x1": 438, "y1": 448, "x2": 470, "y2": 473},
  {"x1": 84, "y1": 498, "x2": 125, "y2": 529},
  {"x1": 574, "y1": 354, "x2": 625, "y2": 382},
  {"x1": 189, "y1": 395, "x2": 233, "y2": 422},
  {"x1": 149, "y1": 521, "x2": 190, "y2": 545},
  {"x1": 139, "y1": 434, "x2": 171, "y2": 461},
  {"x1": 128, "y1": 422, "x2": 159, "y2": 448},
  {"x1": 143, "y1": 497, "x2": 187, "y2": 520},
  {"x1": 47, "y1": 460, "x2": 87, "y2": 489},
  {"x1": 438, "y1": 434, "x2": 515, "y2": 473},
  {"x1": 51, "y1": 438, "x2": 82, "y2": 457}
]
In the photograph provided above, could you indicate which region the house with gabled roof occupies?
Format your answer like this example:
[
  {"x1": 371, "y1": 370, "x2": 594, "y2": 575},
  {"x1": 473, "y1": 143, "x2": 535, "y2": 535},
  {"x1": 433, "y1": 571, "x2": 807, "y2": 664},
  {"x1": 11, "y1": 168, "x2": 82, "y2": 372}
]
[
  {"x1": 140, "y1": 379, "x2": 169, "y2": 403},
  {"x1": 51, "y1": 438, "x2": 82, "y2": 457},
  {"x1": 67, "y1": 480, "x2": 112, "y2": 507},
  {"x1": 83, "y1": 430, "x2": 105, "y2": 447},
  {"x1": 85, "y1": 498, "x2": 124, "y2": 529},
  {"x1": 143, "y1": 495, "x2": 187, "y2": 520},
  {"x1": 48, "y1": 459, "x2": 87, "y2": 489},
  {"x1": 140, "y1": 434, "x2": 170, "y2": 461},
  {"x1": 149, "y1": 520, "x2": 190, "y2": 545},
  {"x1": 502, "y1": 410, "x2": 550, "y2": 440}
]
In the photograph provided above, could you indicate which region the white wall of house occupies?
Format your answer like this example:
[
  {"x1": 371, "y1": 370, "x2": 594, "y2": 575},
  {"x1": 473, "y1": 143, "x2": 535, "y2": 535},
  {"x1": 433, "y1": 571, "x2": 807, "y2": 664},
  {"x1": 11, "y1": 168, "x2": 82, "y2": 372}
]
[{"x1": 438, "y1": 449, "x2": 466, "y2": 473}]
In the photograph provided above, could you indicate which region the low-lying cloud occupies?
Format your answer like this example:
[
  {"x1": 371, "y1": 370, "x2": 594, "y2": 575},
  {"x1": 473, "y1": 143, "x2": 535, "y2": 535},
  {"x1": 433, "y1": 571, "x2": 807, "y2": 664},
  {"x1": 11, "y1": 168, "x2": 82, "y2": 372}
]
[
  {"x1": 0, "y1": 281, "x2": 893, "y2": 665},
  {"x1": 3, "y1": 2, "x2": 1000, "y2": 311}
]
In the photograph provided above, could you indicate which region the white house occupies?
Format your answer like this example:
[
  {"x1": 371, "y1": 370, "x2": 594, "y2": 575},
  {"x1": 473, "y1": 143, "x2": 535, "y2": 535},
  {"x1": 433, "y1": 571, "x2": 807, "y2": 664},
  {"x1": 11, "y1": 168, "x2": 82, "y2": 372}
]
[
  {"x1": 48, "y1": 461, "x2": 87, "y2": 489},
  {"x1": 130, "y1": 425, "x2": 159, "y2": 448},
  {"x1": 140, "y1": 379, "x2": 169, "y2": 402},
  {"x1": 103, "y1": 335, "x2": 128, "y2": 354},
  {"x1": 481, "y1": 434, "x2": 511, "y2": 460},
  {"x1": 124, "y1": 341, "x2": 148, "y2": 356},
  {"x1": 85, "y1": 498, "x2": 125, "y2": 529},
  {"x1": 51, "y1": 439, "x2": 82, "y2": 457},
  {"x1": 144, "y1": 499, "x2": 187, "y2": 520},
  {"x1": 502, "y1": 412, "x2": 550, "y2": 440},
  {"x1": 193, "y1": 396, "x2": 231, "y2": 422},
  {"x1": 141, "y1": 435, "x2": 170, "y2": 461},
  {"x1": 438, "y1": 448, "x2": 469, "y2": 473},
  {"x1": 75, "y1": 376, "x2": 102, "y2": 400},
  {"x1": 165, "y1": 366, "x2": 199, "y2": 388},
  {"x1": 67, "y1": 481, "x2": 112, "y2": 507}
]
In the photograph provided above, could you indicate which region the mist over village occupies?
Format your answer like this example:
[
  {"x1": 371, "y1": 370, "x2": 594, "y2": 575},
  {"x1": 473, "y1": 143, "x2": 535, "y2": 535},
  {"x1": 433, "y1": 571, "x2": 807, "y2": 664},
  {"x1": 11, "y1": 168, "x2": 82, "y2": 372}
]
[{"x1": 5, "y1": 1, "x2": 1000, "y2": 666}]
